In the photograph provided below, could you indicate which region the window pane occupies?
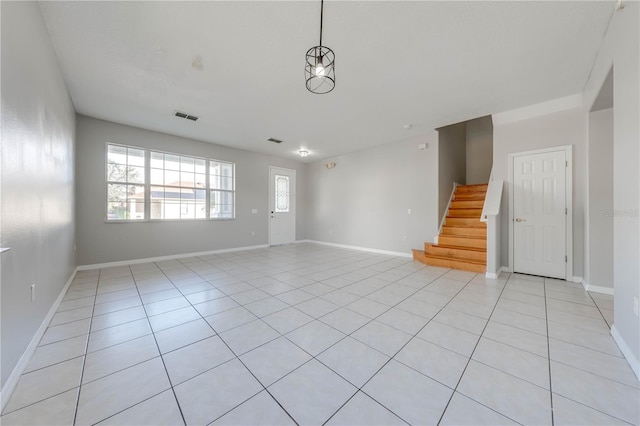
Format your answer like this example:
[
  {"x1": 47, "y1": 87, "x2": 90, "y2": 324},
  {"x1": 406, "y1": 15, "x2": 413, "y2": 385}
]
[
  {"x1": 275, "y1": 175, "x2": 289, "y2": 212},
  {"x1": 221, "y1": 163, "x2": 233, "y2": 178},
  {"x1": 180, "y1": 156, "x2": 195, "y2": 173},
  {"x1": 150, "y1": 168, "x2": 164, "y2": 185},
  {"x1": 195, "y1": 159, "x2": 206, "y2": 174},
  {"x1": 150, "y1": 152, "x2": 164, "y2": 168},
  {"x1": 195, "y1": 173, "x2": 206, "y2": 188},
  {"x1": 180, "y1": 171, "x2": 195, "y2": 186},
  {"x1": 107, "y1": 162, "x2": 128, "y2": 182},
  {"x1": 165, "y1": 154, "x2": 180, "y2": 171},
  {"x1": 107, "y1": 183, "x2": 127, "y2": 202},
  {"x1": 128, "y1": 149, "x2": 145, "y2": 166},
  {"x1": 127, "y1": 166, "x2": 145, "y2": 184},
  {"x1": 164, "y1": 170, "x2": 180, "y2": 186},
  {"x1": 164, "y1": 199, "x2": 180, "y2": 219},
  {"x1": 108, "y1": 144, "x2": 127, "y2": 164}
]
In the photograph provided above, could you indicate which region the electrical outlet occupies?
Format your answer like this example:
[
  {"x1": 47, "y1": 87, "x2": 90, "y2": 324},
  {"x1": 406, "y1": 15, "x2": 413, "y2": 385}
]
[
  {"x1": 402, "y1": 235, "x2": 407, "y2": 241},
  {"x1": 31, "y1": 284, "x2": 36, "y2": 302},
  {"x1": 251, "y1": 230, "x2": 255, "y2": 236},
  {"x1": 407, "y1": 208, "x2": 412, "y2": 215},
  {"x1": 634, "y1": 296, "x2": 639, "y2": 317}
]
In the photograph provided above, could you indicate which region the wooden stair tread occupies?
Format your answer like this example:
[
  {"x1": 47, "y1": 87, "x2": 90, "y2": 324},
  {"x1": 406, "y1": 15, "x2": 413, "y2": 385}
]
[
  {"x1": 443, "y1": 222, "x2": 485, "y2": 227},
  {"x1": 422, "y1": 254, "x2": 485, "y2": 265},
  {"x1": 427, "y1": 243, "x2": 486, "y2": 253}
]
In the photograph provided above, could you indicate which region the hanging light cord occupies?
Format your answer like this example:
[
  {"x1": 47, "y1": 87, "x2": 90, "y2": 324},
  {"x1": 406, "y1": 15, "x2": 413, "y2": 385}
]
[{"x1": 319, "y1": 0, "x2": 324, "y2": 46}]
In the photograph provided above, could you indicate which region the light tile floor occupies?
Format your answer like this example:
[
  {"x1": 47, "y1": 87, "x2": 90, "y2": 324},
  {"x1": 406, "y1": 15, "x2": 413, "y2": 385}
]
[{"x1": 2, "y1": 243, "x2": 638, "y2": 425}]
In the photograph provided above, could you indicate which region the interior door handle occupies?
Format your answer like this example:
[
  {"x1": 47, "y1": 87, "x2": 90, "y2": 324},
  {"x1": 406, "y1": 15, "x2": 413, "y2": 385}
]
[{"x1": 515, "y1": 218, "x2": 526, "y2": 222}]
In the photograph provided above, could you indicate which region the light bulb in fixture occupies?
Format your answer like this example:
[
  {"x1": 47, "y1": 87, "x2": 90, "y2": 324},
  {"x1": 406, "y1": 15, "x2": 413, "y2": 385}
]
[
  {"x1": 299, "y1": 150, "x2": 309, "y2": 157},
  {"x1": 315, "y1": 61, "x2": 325, "y2": 78}
]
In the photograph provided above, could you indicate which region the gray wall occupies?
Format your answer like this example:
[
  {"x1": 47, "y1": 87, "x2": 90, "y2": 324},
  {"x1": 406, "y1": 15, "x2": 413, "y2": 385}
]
[
  {"x1": 465, "y1": 116, "x2": 493, "y2": 184},
  {"x1": 438, "y1": 123, "x2": 467, "y2": 222},
  {"x1": 75, "y1": 116, "x2": 308, "y2": 265},
  {"x1": 306, "y1": 134, "x2": 439, "y2": 253},
  {"x1": 583, "y1": 1, "x2": 640, "y2": 371},
  {"x1": 1, "y1": 2, "x2": 76, "y2": 387},
  {"x1": 493, "y1": 107, "x2": 587, "y2": 279},
  {"x1": 586, "y1": 108, "x2": 613, "y2": 289}
]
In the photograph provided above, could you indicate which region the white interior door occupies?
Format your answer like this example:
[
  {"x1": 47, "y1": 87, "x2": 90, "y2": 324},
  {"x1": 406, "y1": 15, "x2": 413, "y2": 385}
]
[
  {"x1": 513, "y1": 149, "x2": 567, "y2": 279},
  {"x1": 269, "y1": 167, "x2": 296, "y2": 246}
]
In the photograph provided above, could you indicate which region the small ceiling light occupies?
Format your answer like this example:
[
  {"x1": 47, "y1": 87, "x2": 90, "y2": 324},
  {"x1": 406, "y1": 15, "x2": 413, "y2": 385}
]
[
  {"x1": 299, "y1": 150, "x2": 309, "y2": 157},
  {"x1": 305, "y1": 0, "x2": 335, "y2": 94}
]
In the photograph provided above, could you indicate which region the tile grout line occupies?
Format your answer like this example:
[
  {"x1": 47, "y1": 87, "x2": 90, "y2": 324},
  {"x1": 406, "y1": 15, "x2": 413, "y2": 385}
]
[
  {"x1": 323, "y1": 270, "x2": 478, "y2": 426},
  {"x1": 176, "y1": 251, "x2": 435, "y2": 424},
  {"x1": 543, "y1": 278, "x2": 555, "y2": 426},
  {"x1": 435, "y1": 273, "x2": 522, "y2": 426},
  {"x1": 71, "y1": 268, "x2": 101, "y2": 425},
  {"x1": 127, "y1": 264, "x2": 188, "y2": 426},
  {"x1": 166, "y1": 257, "x2": 300, "y2": 425}
]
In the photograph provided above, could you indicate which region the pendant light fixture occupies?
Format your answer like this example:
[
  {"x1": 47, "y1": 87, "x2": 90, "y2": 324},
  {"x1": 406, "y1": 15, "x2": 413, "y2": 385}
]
[{"x1": 305, "y1": 0, "x2": 335, "y2": 94}]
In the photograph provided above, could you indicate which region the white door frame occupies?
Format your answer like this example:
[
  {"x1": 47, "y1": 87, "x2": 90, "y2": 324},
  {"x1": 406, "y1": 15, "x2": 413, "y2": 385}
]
[
  {"x1": 508, "y1": 145, "x2": 573, "y2": 280},
  {"x1": 268, "y1": 166, "x2": 296, "y2": 246}
]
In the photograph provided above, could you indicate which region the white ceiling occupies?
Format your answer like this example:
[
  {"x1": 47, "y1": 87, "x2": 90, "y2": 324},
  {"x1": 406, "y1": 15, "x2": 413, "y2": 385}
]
[{"x1": 38, "y1": 1, "x2": 614, "y2": 162}]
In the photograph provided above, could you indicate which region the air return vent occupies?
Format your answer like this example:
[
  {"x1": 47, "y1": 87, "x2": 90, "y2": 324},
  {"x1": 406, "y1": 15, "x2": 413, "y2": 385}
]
[
  {"x1": 267, "y1": 138, "x2": 283, "y2": 144},
  {"x1": 174, "y1": 111, "x2": 199, "y2": 121}
]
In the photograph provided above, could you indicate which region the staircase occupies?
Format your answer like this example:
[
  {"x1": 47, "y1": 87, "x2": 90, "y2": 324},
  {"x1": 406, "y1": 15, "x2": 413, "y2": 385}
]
[{"x1": 413, "y1": 184, "x2": 488, "y2": 273}]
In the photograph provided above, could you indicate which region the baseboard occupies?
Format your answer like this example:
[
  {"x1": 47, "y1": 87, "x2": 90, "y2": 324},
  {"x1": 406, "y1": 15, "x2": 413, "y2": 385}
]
[
  {"x1": 611, "y1": 325, "x2": 640, "y2": 381},
  {"x1": 485, "y1": 266, "x2": 509, "y2": 279},
  {"x1": 77, "y1": 244, "x2": 270, "y2": 270},
  {"x1": 570, "y1": 275, "x2": 583, "y2": 284},
  {"x1": 581, "y1": 281, "x2": 615, "y2": 295},
  {"x1": 1, "y1": 267, "x2": 78, "y2": 412},
  {"x1": 303, "y1": 240, "x2": 412, "y2": 258}
]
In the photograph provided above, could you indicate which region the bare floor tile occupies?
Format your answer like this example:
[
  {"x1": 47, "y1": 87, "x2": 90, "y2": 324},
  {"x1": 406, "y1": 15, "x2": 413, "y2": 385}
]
[
  {"x1": 268, "y1": 359, "x2": 357, "y2": 425},
  {"x1": 211, "y1": 391, "x2": 295, "y2": 425},
  {"x1": 4, "y1": 245, "x2": 639, "y2": 426},
  {"x1": 440, "y1": 392, "x2": 518, "y2": 425},
  {"x1": 75, "y1": 357, "x2": 171, "y2": 425},
  {"x1": 4, "y1": 357, "x2": 84, "y2": 414},
  {"x1": 326, "y1": 391, "x2": 407, "y2": 426},
  {"x1": 457, "y1": 360, "x2": 551, "y2": 425},
  {"x1": 97, "y1": 390, "x2": 184, "y2": 425},
  {"x1": 0, "y1": 388, "x2": 78, "y2": 426},
  {"x1": 363, "y1": 360, "x2": 452, "y2": 425},
  {"x1": 174, "y1": 359, "x2": 262, "y2": 425},
  {"x1": 240, "y1": 337, "x2": 312, "y2": 386}
]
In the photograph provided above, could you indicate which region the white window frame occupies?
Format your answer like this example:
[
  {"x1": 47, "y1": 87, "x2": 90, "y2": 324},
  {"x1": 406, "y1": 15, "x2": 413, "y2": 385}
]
[{"x1": 105, "y1": 143, "x2": 236, "y2": 222}]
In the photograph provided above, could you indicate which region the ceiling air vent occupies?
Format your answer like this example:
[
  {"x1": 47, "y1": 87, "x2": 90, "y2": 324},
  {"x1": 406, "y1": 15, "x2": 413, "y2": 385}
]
[
  {"x1": 267, "y1": 138, "x2": 283, "y2": 144},
  {"x1": 174, "y1": 111, "x2": 199, "y2": 121}
]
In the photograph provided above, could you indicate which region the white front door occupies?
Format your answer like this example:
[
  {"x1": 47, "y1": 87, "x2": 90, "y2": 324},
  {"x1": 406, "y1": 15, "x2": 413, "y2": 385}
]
[
  {"x1": 269, "y1": 167, "x2": 296, "y2": 246},
  {"x1": 512, "y1": 149, "x2": 567, "y2": 279}
]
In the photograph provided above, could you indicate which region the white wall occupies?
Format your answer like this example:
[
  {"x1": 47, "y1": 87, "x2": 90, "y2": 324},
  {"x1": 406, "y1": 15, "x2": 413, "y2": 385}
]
[
  {"x1": 0, "y1": 2, "x2": 76, "y2": 387},
  {"x1": 466, "y1": 116, "x2": 493, "y2": 185},
  {"x1": 75, "y1": 116, "x2": 308, "y2": 265},
  {"x1": 438, "y1": 123, "x2": 467, "y2": 222},
  {"x1": 586, "y1": 108, "x2": 614, "y2": 289},
  {"x1": 583, "y1": 1, "x2": 640, "y2": 376},
  {"x1": 306, "y1": 134, "x2": 439, "y2": 254},
  {"x1": 493, "y1": 105, "x2": 587, "y2": 279}
]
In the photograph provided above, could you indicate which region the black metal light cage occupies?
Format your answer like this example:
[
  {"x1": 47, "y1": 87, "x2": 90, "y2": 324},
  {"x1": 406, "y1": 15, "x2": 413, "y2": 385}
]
[
  {"x1": 305, "y1": 0, "x2": 335, "y2": 94},
  {"x1": 305, "y1": 46, "x2": 335, "y2": 94}
]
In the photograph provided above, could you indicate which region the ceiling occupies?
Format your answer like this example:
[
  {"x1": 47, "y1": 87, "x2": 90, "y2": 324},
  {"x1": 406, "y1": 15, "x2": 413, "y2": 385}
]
[{"x1": 38, "y1": 1, "x2": 614, "y2": 162}]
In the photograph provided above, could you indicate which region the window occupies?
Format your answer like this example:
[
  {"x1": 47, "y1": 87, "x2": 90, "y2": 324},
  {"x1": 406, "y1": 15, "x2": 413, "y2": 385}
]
[
  {"x1": 150, "y1": 152, "x2": 207, "y2": 219},
  {"x1": 210, "y1": 160, "x2": 235, "y2": 219},
  {"x1": 106, "y1": 143, "x2": 235, "y2": 221},
  {"x1": 107, "y1": 144, "x2": 145, "y2": 221},
  {"x1": 274, "y1": 174, "x2": 290, "y2": 213}
]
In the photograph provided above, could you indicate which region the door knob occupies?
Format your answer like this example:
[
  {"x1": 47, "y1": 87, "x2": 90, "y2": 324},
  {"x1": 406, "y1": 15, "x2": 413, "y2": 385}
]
[{"x1": 515, "y1": 218, "x2": 526, "y2": 222}]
